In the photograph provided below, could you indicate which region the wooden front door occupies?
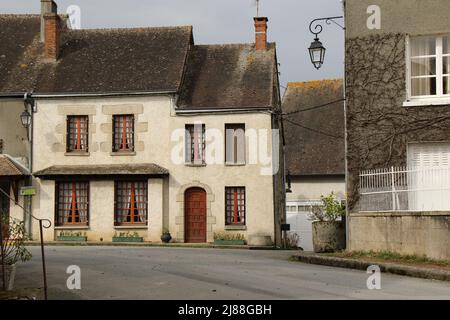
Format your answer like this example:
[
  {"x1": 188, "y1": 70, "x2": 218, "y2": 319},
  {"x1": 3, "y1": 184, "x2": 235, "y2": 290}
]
[{"x1": 185, "y1": 187, "x2": 207, "y2": 243}]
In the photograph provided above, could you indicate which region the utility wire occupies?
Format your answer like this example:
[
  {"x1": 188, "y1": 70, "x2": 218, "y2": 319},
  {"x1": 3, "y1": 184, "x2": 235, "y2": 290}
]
[
  {"x1": 284, "y1": 118, "x2": 344, "y2": 140},
  {"x1": 282, "y1": 98, "x2": 345, "y2": 116}
]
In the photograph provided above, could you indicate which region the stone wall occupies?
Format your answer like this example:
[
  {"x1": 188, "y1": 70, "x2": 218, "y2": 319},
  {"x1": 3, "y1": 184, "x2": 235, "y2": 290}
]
[{"x1": 348, "y1": 212, "x2": 450, "y2": 260}]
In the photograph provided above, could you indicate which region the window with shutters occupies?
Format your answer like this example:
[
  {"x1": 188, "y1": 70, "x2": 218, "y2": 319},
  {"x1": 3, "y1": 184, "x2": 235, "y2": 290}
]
[
  {"x1": 67, "y1": 116, "x2": 89, "y2": 152},
  {"x1": 114, "y1": 181, "x2": 148, "y2": 225},
  {"x1": 185, "y1": 124, "x2": 205, "y2": 165},
  {"x1": 225, "y1": 187, "x2": 246, "y2": 225},
  {"x1": 113, "y1": 115, "x2": 135, "y2": 152},
  {"x1": 55, "y1": 181, "x2": 89, "y2": 226},
  {"x1": 225, "y1": 124, "x2": 246, "y2": 165}
]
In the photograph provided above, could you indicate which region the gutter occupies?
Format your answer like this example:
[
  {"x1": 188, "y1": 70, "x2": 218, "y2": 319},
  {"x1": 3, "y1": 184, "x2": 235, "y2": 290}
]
[
  {"x1": 0, "y1": 90, "x2": 177, "y2": 99},
  {"x1": 175, "y1": 107, "x2": 274, "y2": 115}
]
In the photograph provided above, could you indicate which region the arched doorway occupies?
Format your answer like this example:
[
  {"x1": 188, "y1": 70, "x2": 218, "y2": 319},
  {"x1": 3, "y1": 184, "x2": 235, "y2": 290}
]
[{"x1": 184, "y1": 187, "x2": 207, "y2": 243}]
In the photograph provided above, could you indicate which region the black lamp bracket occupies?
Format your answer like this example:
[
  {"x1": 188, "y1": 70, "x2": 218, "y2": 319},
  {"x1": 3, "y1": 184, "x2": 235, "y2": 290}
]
[{"x1": 309, "y1": 16, "x2": 345, "y2": 38}]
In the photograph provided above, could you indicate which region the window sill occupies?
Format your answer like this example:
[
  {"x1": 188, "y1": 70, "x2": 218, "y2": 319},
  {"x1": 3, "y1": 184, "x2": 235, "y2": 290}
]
[
  {"x1": 110, "y1": 151, "x2": 136, "y2": 156},
  {"x1": 224, "y1": 225, "x2": 247, "y2": 231},
  {"x1": 403, "y1": 98, "x2": 450, "y2": 107},
  {"x1": 114, "y1": 225, "x2": 148, "y2": 229},
  {"x1": 185, "y1": 163, "x2": 207, "y2": 167},
  {"x1": 65, "y1": 152, "x2": 90, "y2": 157},
  {"x1": 225, "y1": 162, "x2": 246, "y2": 167},
  {"x1": 54, "y1": 226, "x2": 90, "y2": 230}
]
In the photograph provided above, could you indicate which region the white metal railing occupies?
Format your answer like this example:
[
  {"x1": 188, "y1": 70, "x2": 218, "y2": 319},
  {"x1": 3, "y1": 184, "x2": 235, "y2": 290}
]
[{"x1": 359, "y1": 166, "x2": 450, "y2": 212}]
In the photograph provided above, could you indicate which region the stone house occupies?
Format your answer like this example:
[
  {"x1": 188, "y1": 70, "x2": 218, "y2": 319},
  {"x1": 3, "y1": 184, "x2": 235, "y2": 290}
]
[
  {"x1": 283, "y1": 80, "x2": 345, "y2": 251},
  {"x1": 345, "y1": 0, "x2": 450, "y2": 259},
  {"x1": 0, "y1": 1, "x2": 285, "y2": 246}
]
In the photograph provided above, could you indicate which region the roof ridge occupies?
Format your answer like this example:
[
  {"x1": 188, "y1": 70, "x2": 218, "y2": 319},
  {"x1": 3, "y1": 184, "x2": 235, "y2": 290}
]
[{"x1": 67, "y1": 25, "x2": 193, "y2": 33}]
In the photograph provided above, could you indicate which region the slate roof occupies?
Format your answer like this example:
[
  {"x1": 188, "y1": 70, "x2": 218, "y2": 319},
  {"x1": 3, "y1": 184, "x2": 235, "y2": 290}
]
[
  {"x1": 0, "y1": 155, "x2": 29, "y2": 177},
  {"x1": 0, "y1": 14, "x2": 193, "y2": 94},
  {"x1": 178, "y1": 43, "x2": 276, "y2": 109},
  {"x1": 282, "y1": 80, "x2": 345, "y2": 176},
  {"x1": 0, "y1": 14, "x2": 278, "y2": 109},
  {"x1": 34, "y1": 164, "x2": 169, "y2": 179}
]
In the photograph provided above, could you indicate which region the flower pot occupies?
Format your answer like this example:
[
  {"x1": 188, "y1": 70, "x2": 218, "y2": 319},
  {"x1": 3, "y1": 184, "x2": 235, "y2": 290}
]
[
  {"x1": 56, "y1": 236, "x2": 88, "y2": 242},
  {"x1": 312, "y1": 221, "x2": 346, "y2": 253},
  {"x1": 112, "y1": 237, "x2": 144, "y2": 243},
  {"x1": 160, "y1": 233, "x2": 172, "y2": 243},
  {"x1": 214, "y1": 240, "x2": 246, "y2": 245},
  {"x1": 0, "y1": 264, "x2": 16, "y2": 291}
]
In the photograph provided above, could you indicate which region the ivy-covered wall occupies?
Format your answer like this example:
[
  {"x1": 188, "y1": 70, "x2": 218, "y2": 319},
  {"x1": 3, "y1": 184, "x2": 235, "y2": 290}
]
[{"x1": 345, "y1": 33, "x2": 450, "y2": 211}]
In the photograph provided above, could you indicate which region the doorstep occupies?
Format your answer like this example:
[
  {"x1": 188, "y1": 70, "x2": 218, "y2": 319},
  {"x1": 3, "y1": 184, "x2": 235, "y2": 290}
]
[
  {"x1": 292, "y1": 252, "x2": 450, "y2": 282},
  {"x1": 24, "y1": 241, "x2": 276, "y2": 250}
]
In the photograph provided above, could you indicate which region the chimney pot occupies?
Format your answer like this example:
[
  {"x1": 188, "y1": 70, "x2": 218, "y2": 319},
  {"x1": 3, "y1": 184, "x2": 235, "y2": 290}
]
[{"x1": 254, "y1": 17, "x2": 268, "y2": 50}]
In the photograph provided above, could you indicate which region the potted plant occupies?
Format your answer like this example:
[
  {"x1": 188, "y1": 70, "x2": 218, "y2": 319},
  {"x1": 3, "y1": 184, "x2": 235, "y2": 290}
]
[
  {"x1": 160, "y1": 229, "x2": 172, "y2": 243},
  {"x1": 0, "y1": 215, "x2": 32, "y2": 291},
  {"x1": 57, "y1": 231, "x2": 88, "y2": 242},
  {"x1": 112, "y1": 231, "x2": 144, "y2": 243},
  {"x1": 309, "y1": 192, "x2": 346, "y2": 253},
  {"x1": 213, "y1": 232, "x2": 246, "y2": 245}
]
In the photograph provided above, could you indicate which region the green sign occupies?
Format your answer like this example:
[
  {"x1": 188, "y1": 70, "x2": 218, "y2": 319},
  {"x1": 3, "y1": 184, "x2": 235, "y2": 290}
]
[{"x1": 20, "y1": 187, "x2": 36, "y2": 196}]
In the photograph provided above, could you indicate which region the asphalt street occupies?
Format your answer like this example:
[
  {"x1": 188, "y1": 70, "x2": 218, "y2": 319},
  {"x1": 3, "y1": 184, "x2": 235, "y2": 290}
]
[{"x1": 14, "y1": 246, "x2": 450, "y2": 300}]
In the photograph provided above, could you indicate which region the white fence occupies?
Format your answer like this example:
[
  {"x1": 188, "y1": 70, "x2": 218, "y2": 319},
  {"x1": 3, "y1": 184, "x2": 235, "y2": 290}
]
[{"x1": 359, "y1": 166, "x2": 450, "y2": 212}]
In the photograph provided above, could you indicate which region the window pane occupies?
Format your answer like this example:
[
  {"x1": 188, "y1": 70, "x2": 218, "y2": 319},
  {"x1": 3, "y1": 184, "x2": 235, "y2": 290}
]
[
  {"x1": 67, "y1": 116, "x2": 88, "y2": 152},
  {"x1": 444, "y1": 56, "x2": 450, "y2": 75},
  {"x1": 225, "y1": 187, "x2": 245, "y2": 225},
  {"x1": 411, "y1": 36, "x2": 436, "y2": 56},
  {"x1": 411, "y1": 57, "x2": 436, "y2": 77},
  {"x1": 113, "y1": 115, "x2": 134, "y2": 152},
  {"x1": 185, "y1": 124, "x2": 205, "y2": 163},
  {"x1": 444, "y1": 76, "x2": 450, "y2": 94},
  {"x1": 115, "y1": 181, "x2": 147, "y2": 225},
  {"x1": 225, "y1": 124, "x2": 245, "y2": 164},
  {"x1": 411, "y1": 77, "x2": 437, "y2": 96},
  {"x1": 56, "y1": 182, "x2": 89, "y2": 226},
  {"x1": 444, "y1": 36, "x2": 450, "y2": 54}
]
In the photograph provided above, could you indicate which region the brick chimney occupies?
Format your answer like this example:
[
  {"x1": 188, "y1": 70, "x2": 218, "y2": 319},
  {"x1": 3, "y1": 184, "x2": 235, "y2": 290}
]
[
  {"x1": 254, "y1": 17, "x2": 268, "y2": 50},
  {"x1": 40, "y1": 0, "x2": 58, "y2": 42},
  {"x1": 43, "y1": 13, "x2": 60, "y2": 60}
]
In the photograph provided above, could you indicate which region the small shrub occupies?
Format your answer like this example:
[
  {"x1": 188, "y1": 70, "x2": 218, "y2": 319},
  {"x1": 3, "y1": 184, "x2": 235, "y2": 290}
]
[{"x1": 308, "y1": 192, "x2": 345, "y2": 222}]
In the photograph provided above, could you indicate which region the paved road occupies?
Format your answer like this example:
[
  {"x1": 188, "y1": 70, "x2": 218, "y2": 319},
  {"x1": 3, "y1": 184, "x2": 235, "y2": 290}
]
[{"x1": 15, "y1": 246, "x2": 450, "y2": 300}]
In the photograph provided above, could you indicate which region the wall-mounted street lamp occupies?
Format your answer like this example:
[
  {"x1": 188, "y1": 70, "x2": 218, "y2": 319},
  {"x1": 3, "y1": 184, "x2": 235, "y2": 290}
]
[
  {"x1": 20, "y1": 109, "x2": 32, "y2": 129},
  {"x1": 286, "y1": 171, "x2": 292, "y2": 193},
  {"x1": 308, "y1": 16, "x2": 344, "y2": 70}
]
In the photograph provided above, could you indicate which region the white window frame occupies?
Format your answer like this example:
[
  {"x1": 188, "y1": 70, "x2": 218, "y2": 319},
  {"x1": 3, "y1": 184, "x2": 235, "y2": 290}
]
[{"x1": 405, "y1": 34, "x2": 450, "y2": 107}]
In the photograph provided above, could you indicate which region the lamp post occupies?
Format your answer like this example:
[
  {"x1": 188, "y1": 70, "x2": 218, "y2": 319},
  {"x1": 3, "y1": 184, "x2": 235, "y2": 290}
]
[
  {"x1": 21, "y1": 93, "x2": 35, "y2": 238},
  {"x1": 308, "y1": 16, "x2": 344, "y2": 69}
]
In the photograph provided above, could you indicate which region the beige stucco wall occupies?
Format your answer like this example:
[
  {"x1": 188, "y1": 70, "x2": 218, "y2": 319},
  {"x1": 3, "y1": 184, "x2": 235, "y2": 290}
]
[
  {"x1": 349, "y1": 212, "x2": 450, "y2": 260},
  {"x1": 345, "y1": 0, "x2": 450, "y2": 38},
  {"x1": 30, "y1": 95, "x2": 276, "y2": 244},
  {"x1": 287, "y1": 176, "x2": 345, "y2": 202},
  {"x1": 0, "y1": 99, "x2": 28, "y2": 159}
]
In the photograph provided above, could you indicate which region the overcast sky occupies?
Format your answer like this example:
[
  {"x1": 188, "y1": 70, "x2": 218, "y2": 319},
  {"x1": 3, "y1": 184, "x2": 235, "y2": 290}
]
[{"x1": 1, "y1": 0, "x2": 344, "y2": 93}]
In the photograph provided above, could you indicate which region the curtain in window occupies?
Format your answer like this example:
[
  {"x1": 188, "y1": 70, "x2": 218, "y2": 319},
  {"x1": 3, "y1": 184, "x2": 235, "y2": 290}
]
[
  {"x1": 125, "y1": 117, "x2": 133, "y2": 150},
  {"x1": 136, "y1": 182, "x2": 146, "y2": 223},
  {"x1": 76, "y1": 183, "x2": 88, "y2": 223},
  {"x1": 62, "y1": 185, "x2": 71, "y2": 224}
]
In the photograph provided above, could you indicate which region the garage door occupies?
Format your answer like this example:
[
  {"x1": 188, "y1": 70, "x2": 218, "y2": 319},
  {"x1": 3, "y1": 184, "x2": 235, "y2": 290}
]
[
  {"x1": 286, "y1": 201, "x2": 321, "y2": 251},
  {"x1": 407, "y1": 142, "x2": 450, "y2": 210}
]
